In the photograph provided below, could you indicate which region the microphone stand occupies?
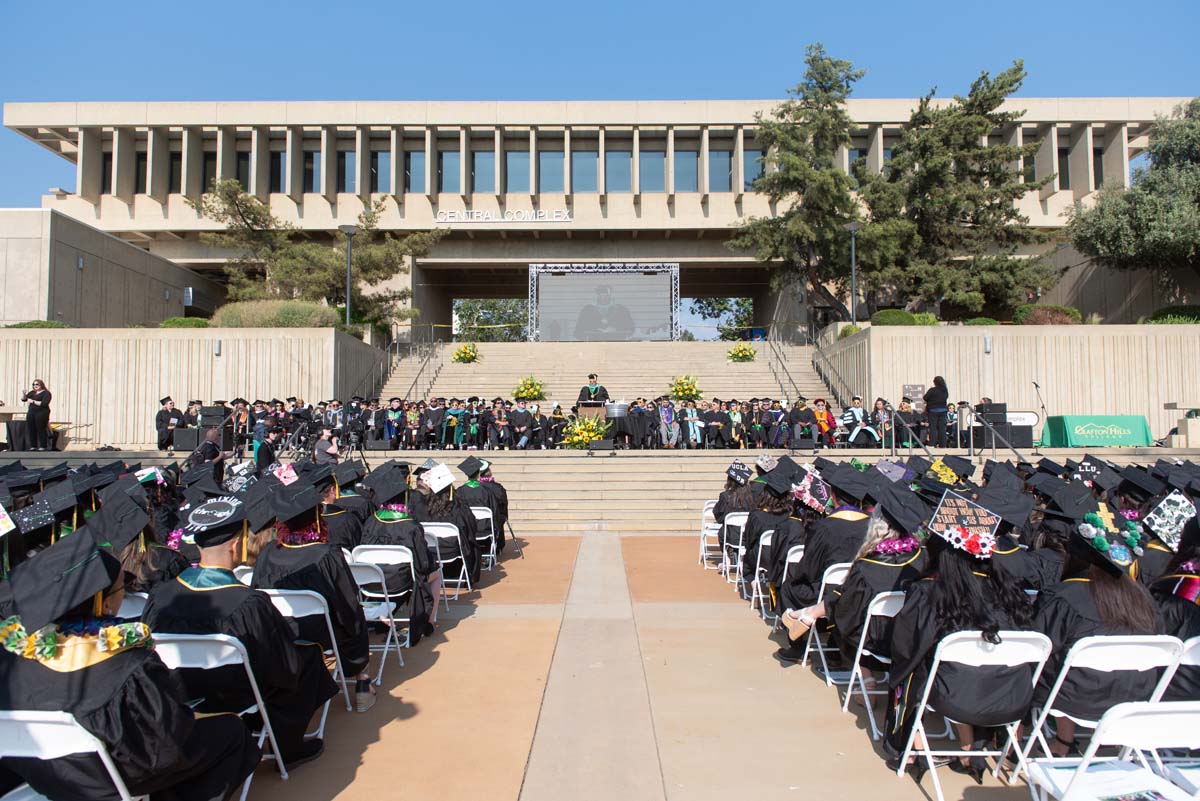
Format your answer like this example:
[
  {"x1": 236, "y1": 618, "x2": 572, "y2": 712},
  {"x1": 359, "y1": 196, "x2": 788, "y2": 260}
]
[{"x1": 1032, "y1": 380, "x2": 1050, "y2": 451}]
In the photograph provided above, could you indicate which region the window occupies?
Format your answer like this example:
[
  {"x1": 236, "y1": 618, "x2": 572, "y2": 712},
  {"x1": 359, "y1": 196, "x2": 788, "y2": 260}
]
[
  {"x1": 370, "y1": 150, "x2": 390, "y2": 193},
  {"x1": 709, "y1": 149, "x2": 732, "y2": 192},
  {"x1": 605, "y1": 150, "x2": 631, "y2": 192},
  {"x1": 505, "y1": 150, "x2": 529, "y2": 193},
  {"x1": 134, "y1": 152, "x2": 148, "y2": 194},
  {"x1": 743, "y1": 149, "x2": 764, "y2": 190},
  {"x1": 438, "y1": 150, "x2": 460, "y2": 193},
  {"x1": 269, "y1": 151, "x2": 285, "y2": 193},
  {"x1": 1092, "y1": 148, "x2": 1104, "y2": 190},
  {"x1": 674, "y1": 149, "x2": 698, "y2": 192},
  {"x1": 302, "y1": 150, "x2": 320, "y2": 193},
  {"x1": 1023, "y1": 153, "x2": 1036, "y2": 184},
  {"x1": 404, "y1": 150, "x2": 425, "y2": 193},
  {"x1": 168, "y1": 151, "x2": 183, "y2": 193},
  {"x1": 471, "y1": 150, "x2": 495, "y2": 193},
  {"x1": 883, "y1": 148, "x2": 893, "y2": 163},
  {"x1": 1057, "y1": 147, "x2": 1071, "y2": 191},
  {"x1": 571, "y1": 150, "x2": 597, "y2": 192},
  {"x1": 100, "y1": 152, "x2": 113, "y2": 194},
  {"x1": 202, "y1": 151, "x2": 218, "y2": 191},
  {"x1": 336, "y1": 150, "x2": 355, "y2": 193},
  {"x1": 235, "y1": 151, "x2": 251, "y2": 190},
  {"x1": 640, "y1": 150, "x2": 665, "y2": 192},
  {"x1": 539, "y1": 150, "x2": 564, "y2": 193}
]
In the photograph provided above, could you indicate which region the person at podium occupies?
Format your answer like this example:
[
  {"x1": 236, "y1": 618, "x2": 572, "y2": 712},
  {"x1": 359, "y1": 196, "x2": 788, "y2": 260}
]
[{"x1": 577, "y1": 374, "x2": 610, "y2": 405}]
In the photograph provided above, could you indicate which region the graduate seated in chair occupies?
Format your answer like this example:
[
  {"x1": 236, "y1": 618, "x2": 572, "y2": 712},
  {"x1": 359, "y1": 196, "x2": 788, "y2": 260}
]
[{"x1": 412, "y1": 462, "x2": 483, "y2": 587}]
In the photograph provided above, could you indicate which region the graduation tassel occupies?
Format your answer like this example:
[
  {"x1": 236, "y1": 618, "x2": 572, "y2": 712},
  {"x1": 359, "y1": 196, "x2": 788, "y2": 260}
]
[
  {"x1": 92, "y1": 591, "x2": 104, "y2": 618},
  {"x1": 241, "y1": 522, "x2": 248, "y2": 564},
  {"x1": 138, "y1": 532, "x2": 146, "y2": 555}
]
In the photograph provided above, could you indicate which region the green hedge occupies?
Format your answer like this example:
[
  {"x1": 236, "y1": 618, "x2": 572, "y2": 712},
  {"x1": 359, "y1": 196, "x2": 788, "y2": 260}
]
[
  {"x1": 1013, "y1": 304, "x2": 1081, "y2": 325},
  {"x1": 870, "y1": 309, "x2": 916, "y2": 326},
  {"x1": 1149, "y1": 305, "x2": 1200, "y2": 323},
  {"x1": 911, "y1": 312, "x2": 939, "y2": 326},
  {"x1": 1148, "y1": 315, "x2": 1200, "y2": 325},
  {"x1": 4, "y1": 320, "x2": 70, "y2": 328},
  {"x1": 159, "y1": 317, "x2": 209, "y2": 328},
  {"x1": 211, "y1": 300, "x2": 340, "y2": 328},
  {"x1": 965, "y1": 317, "x2": 999, "y2": 326},
  {"x1": 838, "y1": 324, "x2": 862, "y2": 340}
]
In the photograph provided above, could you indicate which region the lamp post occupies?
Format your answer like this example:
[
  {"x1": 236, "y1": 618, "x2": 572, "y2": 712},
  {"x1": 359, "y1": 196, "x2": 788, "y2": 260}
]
[
  {"x1": 338, "y1": 224, "x2": 357, "y2": 327},
  {"x1": 843, "y1": 221, "x2": 860, "y2": 323}
]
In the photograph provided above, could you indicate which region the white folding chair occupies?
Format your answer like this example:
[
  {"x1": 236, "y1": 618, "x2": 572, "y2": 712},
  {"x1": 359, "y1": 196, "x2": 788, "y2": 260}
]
[
  {"x1": 350, "y1": 547, "x2": 415, "y2": 686},
  {"x1": 505, "y1": 518, "x2": 524, "y2": 558},
  {"x1": 0, "y1": 711, "x2": 144, "y2": 801},
  {"x1": 896, "y1": 630, "x2": 1054, "y2": 801},
  {"x1": 341, "y1": 548, "x2": 353, "y2": 563},
  {"x1": 233, "y1": 565, "x2": 253, "y2": 586},
  {"x1": 698, "y1": 500, "x2": 721, "y2": 569},
  {"x1": 771, "y1": 545, "x2": 806, "y2": 632},
  {"x1": 116, "y1": 591, "x2": 148, "y2": 620},
  {"x1": 840, "y1": 590, "x2": 906, "y2": 740},
  {"x1": 153, "y1": 633, "x2": 289, "y2": 801},
  {"x1": 470, "y1": 506, "x2": 498, "y2": 571},
  {"x1": 422, "y1": 522, "x2": 472, "y2": 608},
  {"x1": 1011, "y1": 635, "x2": 1184, "y2": 768},
  {"x1": 261, "y1": 589, "x2": 354, "y2": 722},
  {"x1": 720, "y1": 512, "x2": 749, "y2": 586},
  {"x1": 748, "y1": 530, "x2": 776, "y2": 620},
  {"x1": 1027, "y1": 701, "x2": 1200, "y2": 801},
  {"x1": 1164, "y1": 634, "x2": 1200, "y2": 701},
  {"x1": 800, "y1": 561, "x2": 853, "y2": 684}
]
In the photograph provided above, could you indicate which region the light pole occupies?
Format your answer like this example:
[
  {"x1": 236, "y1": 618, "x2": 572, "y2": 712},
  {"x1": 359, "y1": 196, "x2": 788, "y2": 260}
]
[
  {"x1": 843, "y1": 221, "x2": 860, "y2": 323},
  {"x1": 338, "y1": 224, "x2": 357, "y2": 326}
]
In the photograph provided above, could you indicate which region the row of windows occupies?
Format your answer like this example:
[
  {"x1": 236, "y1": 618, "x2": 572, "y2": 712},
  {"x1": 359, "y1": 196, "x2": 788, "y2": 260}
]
[{"x1": 96, "y1": 146, "x2": 767, "y2": 196}]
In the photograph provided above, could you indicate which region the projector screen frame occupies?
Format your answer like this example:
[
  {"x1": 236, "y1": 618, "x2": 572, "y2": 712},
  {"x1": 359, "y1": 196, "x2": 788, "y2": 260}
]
[{"x1": 527, "y1": 262, "x2": 680, "y2": 342}]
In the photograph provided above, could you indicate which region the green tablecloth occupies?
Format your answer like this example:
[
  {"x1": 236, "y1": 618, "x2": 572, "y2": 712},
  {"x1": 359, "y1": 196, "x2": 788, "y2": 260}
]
[{"x1": 1042, "y1": 415, "x2": 1154, "y2": 447}]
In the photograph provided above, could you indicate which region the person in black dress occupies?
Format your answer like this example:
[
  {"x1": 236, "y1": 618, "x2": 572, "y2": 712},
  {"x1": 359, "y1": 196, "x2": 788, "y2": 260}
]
[
  {"x1": 738, "y1": 468, "x2": 794, "y2": 583},
  {"x1": 1150, "y1": 517, "x2": 1200, "y2": 701},
  {"x1": 479, "y1": 461, "x2": 510, "y2": 552},
  {"x1": 0, "y1": 531, "x2": 261, "y2": 801},
  {"x1": 22, "y1": 378, "x2": 51, "y2": 451},
  {"x1": 922, "y1": 376, "x2": 950, "y2": 448},
  {"x1": 154, "y1": 396, "x2": 183, "y2": 452}
]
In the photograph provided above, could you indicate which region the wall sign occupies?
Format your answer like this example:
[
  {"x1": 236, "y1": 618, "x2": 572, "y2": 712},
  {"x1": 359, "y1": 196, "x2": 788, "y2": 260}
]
[{"x1": 435, "y1": 209, "x2": 573, "y2": 223}]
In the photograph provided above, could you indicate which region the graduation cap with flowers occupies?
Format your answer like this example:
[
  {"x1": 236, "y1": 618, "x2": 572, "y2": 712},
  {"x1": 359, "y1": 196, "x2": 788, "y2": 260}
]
[
  {"x1": 1073, "y1": 512, "x2": 1144, "y2": 576},
  {"x1": 926, "y1": 489, "x2": 1002, "y2": 558},
  {"x1": 793, "y1": 469, "x2": 832, "y2": 513}
]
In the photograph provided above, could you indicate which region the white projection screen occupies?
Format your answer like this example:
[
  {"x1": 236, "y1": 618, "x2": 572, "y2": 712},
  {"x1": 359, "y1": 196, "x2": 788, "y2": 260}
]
[{"x1": 533, "y1": 267, "x2": 676, "y2": 341}]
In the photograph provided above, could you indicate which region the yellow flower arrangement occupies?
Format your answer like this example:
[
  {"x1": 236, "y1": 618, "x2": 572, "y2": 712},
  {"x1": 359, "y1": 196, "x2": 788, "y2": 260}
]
[
  {"x1": 451, "y1": 343, "x2": 479, "y2": 363},
  {"x1": 512, "y1": 375, "x2": 546, "y2": 401},
  {"x1": 727, "y1": 342, "x2": 757, "y2": 362},
  {"x1": 928, "y1": 458, "x2": 959, "y2": 485},
  {"x1": 563, "y1": 415, "x2": 612, "y2": 449},
  {"x1": 668, "y1": 374, "x2": 702, "y2": 402}
]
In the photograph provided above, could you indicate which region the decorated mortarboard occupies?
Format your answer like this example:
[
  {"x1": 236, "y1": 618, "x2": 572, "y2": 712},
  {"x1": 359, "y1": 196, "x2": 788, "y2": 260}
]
[
  {"x1": 824, "y1": 464, "x2": 871, "y2": 504},
  {"x1": 876, "y1": 481, "x2": 931, "y2": 536},
  {"x1": 762, "y1": 468, "x2": 794, "y2": 498},
  {"x1": 134, "y1": 467, "x2": 166, "y2": 486},
  {"x1": 726, "y1": 460, "x2": 753, "y2": 487},
  {"x1": 32, "y1": 481, "x2": 78, "y2": 518},
  {"x1": 872, "y1": 460, "x2": 908, "y2": 484},
  {"x1": 12, "y1": 498, "x2": 56, "y2": 535},
  {"x1": 794, "y1": 469, "x2": 832, "y2": 512},
  {"x1": 906, "y1": 455, "x2": 933, "y2": 478},
  {"x1": 424, "y1": 463, "x2": 455, "y2": 494},
  {"x1": 848, "y1": 457, "x2": 871, "y2": 473},
  {"x1": 755, "y1": 453, "x2": 778, "y2": 473},
  {"x1": 458, "y1": 456, "x2": 487, "y2": 479},
  {"x1": 183, "y1": 496, "x2": 249, "y2": 548},
  {"x1": 926, "y1": 489, "x2": 1002, "y2": 558},
  {"x1": 1143, "y1": 490, "x2": 1197, "y2": 552},
  {"x1": 87, "y1": 493, "x2": 151, "y2": 553},
  {"x1": 0, "y1": 534, "x2": 122, "y2": 631},
  {"x1": 941, "y1": 455, "x2": 977, "y2": 481},
  {"x1": 927, "y1": 458, "x2": 962, "y2": 487},
  {"x1": 1117, "y1": 466, "x2": 1166, "y2": 503},
  {"x1": 974, "y1": 483, "x2": 1036, "y2": 527},
  {"x1": 1072, "y1": 513, "x2": 1143, "y2": 576}
]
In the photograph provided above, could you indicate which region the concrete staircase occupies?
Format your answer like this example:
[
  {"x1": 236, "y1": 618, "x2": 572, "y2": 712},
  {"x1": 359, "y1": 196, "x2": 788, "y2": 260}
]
[{"x1": 380, "y1": 341, "x2": 832, "y2": 405}]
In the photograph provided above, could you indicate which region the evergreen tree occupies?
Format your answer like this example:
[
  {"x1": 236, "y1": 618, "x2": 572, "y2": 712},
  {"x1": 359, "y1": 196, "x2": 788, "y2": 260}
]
[{"x1": 453, "y1": 298, "x2": 527, "y2": 341}]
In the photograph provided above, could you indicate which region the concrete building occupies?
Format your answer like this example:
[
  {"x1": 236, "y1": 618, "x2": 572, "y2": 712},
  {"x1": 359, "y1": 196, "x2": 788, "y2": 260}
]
[
  {"x1": 0, "y1": 209, "x2": 222, "y2": 326},
  {"x1": 4, "y1": 98, "x2": 1192, "y2": 334}
]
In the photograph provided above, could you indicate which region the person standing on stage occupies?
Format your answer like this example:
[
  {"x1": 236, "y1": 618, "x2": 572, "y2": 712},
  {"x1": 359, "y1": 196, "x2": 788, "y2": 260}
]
[
  {"x1": 22, "y1": 378, "x2": 52, "y2": 451},
  {"x1": 923, "y1": 375, "x2": 951, "y2": 448},
  {"x1": 256, "y1": 424, "x2": 282, "y2": 477},
  {"x1": 154, "y1": 396, "x2": 183, "y2": 452},
  {"x1": 577, "y1": 374, "x2": 609, "y2": 405}
]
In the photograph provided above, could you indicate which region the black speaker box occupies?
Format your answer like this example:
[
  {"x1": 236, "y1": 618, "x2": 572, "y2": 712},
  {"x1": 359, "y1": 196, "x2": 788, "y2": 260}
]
[
  {"x1": 199, "y1": 416, "x2": 227, "y2": 428},
  {"x1": 364, "y1": 439, "x2": 394, "y2": 451},
  {"x1": 972, "y1": 423, "x2": 1019, "y2": 449},
  {"x1": 200, "y1": 406, "x2": 226, "y2": 417},
  {"x1": 1010, "y1": 425, "x2": 1034, "y2": 449},
  {"x1": 200, "y1": 426, "x2": 234, "y2": 451},
  {"x1": 589, "y1": 439, "x2": 615, "y2": 451},
  {"x1": 172, "y1": 428, "x2": 200, "y2": 452},
  {"x1": 792, "y1": 435, "x2": 816, "y2": 449}
]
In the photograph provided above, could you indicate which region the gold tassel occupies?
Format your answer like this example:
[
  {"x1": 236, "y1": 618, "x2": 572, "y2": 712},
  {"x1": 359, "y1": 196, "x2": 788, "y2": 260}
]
[
  {"x1": 92, "y1": 592, "x2": 104, "y2": 617},
  {"x1": 241, "y1": 522, "x2": 248, "y2": 563},
  {"x1": 138, "y1": 532, "x2": 146, "y2": 554}
]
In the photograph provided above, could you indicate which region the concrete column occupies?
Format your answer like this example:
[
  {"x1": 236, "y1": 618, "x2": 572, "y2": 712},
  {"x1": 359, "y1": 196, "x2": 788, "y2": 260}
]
[
  {"x1": 1036, "y1": 124, "x2": 1058, "y2": 201},
  {"x1": 286, "y1": 127, "x2": 303, "y2": 200},
  {"x1": 147, "y1": 127, "x2": 169, "y2": 202},
  {"x1": 528, "y1": 128, "x2": 537, "y2": 195},
  {"x1": 182, "y1": 127, "x2": 203, "y2": 199},
  {"x1": 597, "y1": 127, "x2": 606, "y2": 195},
  {"x1": 356, "y1": 127, "x2": 370, "y2": 197},
  {"x1": 733, "y1": 126, "x2": 745, "y2": 196},
  {"x1": 423, "y1": 127, "x2": 433, "y2": 196},
  {"x1": 1003, "y1": 124, "x2": 1023, "y2": 177},
  {"x1": 1069, "y1": 123, "x2": 1095, "y2": 200},
  {"x1": 700, "y1": 126, "x2": 710, "y2": 196},
  {"x1": 112, "y1": 127, "x2": 136, "y2": 202},
  {"x1": 666, "y1": 127, "x2": 675, "y2": 196},
  {"x1": 1102, "y1": 123, "x2": 1130, "y2": 189},
  {"x1": 251, "y1": 127, "x2": 270, "y2": 200},
  {"x1": 216, "y1": 127, "x2": 236, "y2": 182},
  {"x1": 459, "y1": 128, "x2": 469, "y2": 197},
  {"x1": 866, "y1": 125, "x2": 884, "y2": 175},
  {"x1": 389, "y1": 126, "x2": 404, "y2": 200},
  {"x1": 562, "y1": 128, "x2": 571, "y2": 196},
  {"x1": 321, "y1": 127, "x2": 336, "y2": 200},
  {"x1": 631, "y1": 128, "x2": 640, "y2": 195},
  {"x1": 836, "y1": 143, "x2": 850, "y2": 175},
  {"x1": 76, "y1": 128, "x2": 102, "y2": 202}
]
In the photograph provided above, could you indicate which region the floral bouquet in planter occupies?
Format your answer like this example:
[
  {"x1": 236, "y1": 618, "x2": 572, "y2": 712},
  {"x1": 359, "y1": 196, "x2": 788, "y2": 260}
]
[
  {"x1": 669, "y1": 375, "x2": 702, "y2": 402},
  {"x1": 727, "y1": 342, "x2": 757, "y2": 362},
  {"x1": 513, "y1": 375, "x2": 546, "y2": 401},
  {"x1": 563, "y1": 415, "x2": 612, "y2": 449},
  {"x1": 451, "y1": 343, "x2": 479, "y2": 363}
]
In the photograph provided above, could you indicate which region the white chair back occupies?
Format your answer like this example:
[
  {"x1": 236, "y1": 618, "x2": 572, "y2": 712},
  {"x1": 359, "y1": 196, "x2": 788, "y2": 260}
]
[
  {"x1": 1059, "y1": 634, "x2": 1183, "y2": 675},
  {"x1": 1092, "y1": 701, "x2": 1200, "y2": 752},
  {"x1": 722, "y1": 512, "x2": 749, "y2": 544},
  {"x1": 422, "y1": 522, "x2": 461, "y2": 546},
  {"x1": 0, "y1": 711, "x2": 136, "y2": 801},
  {"x1": 233, "y1": 565, "x2": 253, "y2": 585},
  {"x1": 116, "y1": 591, "x2": 148, "y2": 619},
  {"x1": 934, "y1": 630, "x2": 1053, "y2": 670},
  {"x1": 349, "y1": 561, "x2": 389, "y2": 592},
  {"x1": 352, "y1": 543, "x2": 415, "y2": 567},
  {"x1": 470, "y1": 506, "x2": 494, "y2": 525},
  {"x1": 867, "y1": 589, "x2": 906, "y2": 619},
  {"x1": 1179, "y1": 635, "x2": 1200, "y2": 667},
  {"x1": 261, "y1": 589, "x2": 331, "y2": 622},
  {"x1": 819, "y1": 561, "x2": 852, "y2": 592},
  {"x1": 701, "y1": 500, "x2": 717, "y2": 520}
]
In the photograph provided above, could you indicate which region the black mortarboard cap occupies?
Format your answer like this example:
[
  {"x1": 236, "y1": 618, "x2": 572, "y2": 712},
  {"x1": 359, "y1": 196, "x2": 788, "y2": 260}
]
[
  {"x1": 362, "y1": 465, "x2": 408, "y2": 505},
  {"x1": 414, "y1": 458, "x2": 438, "y2": 475},
  {"x1": 182, "y1": 496, "x2": 249, "y2": 549},
  {"x1": 907, "y1": 455, "x2": 933, "y2": 478},
  {"x1": 1070, "y1": 516, "x2": 1141, "y2": 577},
  {"x1": 942, "y1": 455, "x2": 976, "y2": 480},
  {"x1": 303, "y1": 464, "x2": 336, "y2": 489},
  {"x1": 182, "y1": 468, "x2": 212, "y2": 487},
  {"x1": 975, "y1": 484, "x2": 1036, "y2": 527},
  {"x1": 458, "y1": 456, "x2": 486, "y2": 478},
  {"x1": 97, "y1": 477, "x2": 149, "y2": 510},
  {"x1": 0, "y1": 462, "x2": 26, "y2": 477},
  {"x1": 273, "y1": 483, "x2": 320, "y2": 525},
  {"x1": 775, "y1": 455, "x2": 801, "y2": 482},
  {"x1": 1166, "y1": 466, "x2": 1195, "y2": 492},
  {"x1": 159, "y1": 396, "x2": 172, "y2": 406},
  {"x1": 1037, "y1": 458, "x2": 1067, "y2": 477},
  {"x1": 876, "y1": 481, "x2": 931, "y2": 535},
  {"x1": 1050, "y1": 480, "x2": 1101, "y2": 521},
  {"x1": 984, "y1": 462, "x2": 1024, "y2": 494},
  {"x1": 762, "y1": 467, "x2": 794, "y2": 499},
  {"x1": 824, "y1": 465, "x2": 871, "y2": 503},
  {"x1": 334, "y1": 461, "x2": 364, "y2": 488},
  {"x1": 32, "y1": 481, "x2": 79, "y2": 518},
  {"x1": 813, "y1": 456, "x2": 839, "y2": 474},
  {"x1": 0, "y1": 535, "x2": 121, "y2": 630},
  {"x1": 2, "y1": 471, "x2": 42, "y2": 492},
  {"x1": 241, "y1": 480, "x2": 280, "y2": 532},
  {"x1": 88, "y1": 493, "x2": 150, "y2": 553},
  {"x1": 726, "y1": 460, "x2": 753, "y2": 486},
  {"x1": 1027, "y1": 473, "x2": 1063, "y2": 498},
  {"x1": 1118, "y1": 466, "x2": 1166, "y2": 503},
  {"x1": 39, "y1": 464, "x2": 70, "y2": 484}
]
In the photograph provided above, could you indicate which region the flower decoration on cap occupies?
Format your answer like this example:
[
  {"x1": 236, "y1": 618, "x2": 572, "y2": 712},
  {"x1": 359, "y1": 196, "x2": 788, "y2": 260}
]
[
  {"x1": 755, "y1": 453, "x2": 778, "y2": 473},
  {"x1": 928, "y1": 458, "x2": 960, "y2": 486}
]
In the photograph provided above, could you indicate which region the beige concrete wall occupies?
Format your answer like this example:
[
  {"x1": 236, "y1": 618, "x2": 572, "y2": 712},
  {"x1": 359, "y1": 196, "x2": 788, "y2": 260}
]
[
  {"x1": 816, "y1": 325, "x2": 1200, "y2": 439},
  {"x1": 1042, "y1": 243, "x2": 1200, "y2": 323},
  {"x1": 0, "y1": 210, "x2": 52, "y2": 324},
  {"x1": 0, "y1": 328, "x2": 384, "y2": 447}
]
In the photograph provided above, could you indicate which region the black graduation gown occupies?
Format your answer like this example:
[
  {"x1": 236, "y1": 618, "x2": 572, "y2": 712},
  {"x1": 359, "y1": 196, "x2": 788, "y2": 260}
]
[
  {"x1": 764, "y1": 516, "x2": 807, "y2": 589},
  {"x1": 887, "y1": 577, "x2": 1035, "y2": 754},
  {"x1": 1033, "y1": 577, "x2": 1161, "y2": 719},
  {"x1": 142, "y1": 568, "x2": 338, "y2": 760},
  {"x1": 250, "y1": 543, "x2": 371, "y2": 677},
  {"x1": 481, "y1": 480, "x2": 510, "y2": 549},
  {"x1": 455, "y1": 480, "x2": 499, "y2": 548},
  {"x1": 509, "y1": 409, "x2": 534, "y2": 447},
  {"x1": 154, "y1": 408, "x2": 179, "y2": 450},
  {"x1": 991, "y1": 535, "x2": 1064, "y2": 590},
  {"x1": 739, "y1": 509, "x2": 790, "y2": 580},
  {"x1": 359, "y1": 510, "x2": 435, "y2": 644},
  {"x1": 1151, "y1": 573, "x2": 1200, "y2": 701},
  {"x1": 0, "y1": 644, "x2": 259, "y2": 801},
  {"x1": 825, "y1": 547, "x2": 928, "y2": 665},
  {"x1": 414, "y1": 497, "x2": 482, "y2": 585},
  {"x1": 778, "y1": 510, "x2": 870, "y2": 614},
  {"x1": 334, "y1": 490, "x2": 373, "y2": 525},
  {"x1": 320, "y1": 503, "x2": 363, "y2": 551},
  {"x1": 128, "y1": 544, "x2": 192, "y2": 594},
  {"x1": 1137, "y1": 541, "x2": 1175, "y2": 587},
  {"x1": 712, "y1": 486, "x2": 754, "y2": 526}
]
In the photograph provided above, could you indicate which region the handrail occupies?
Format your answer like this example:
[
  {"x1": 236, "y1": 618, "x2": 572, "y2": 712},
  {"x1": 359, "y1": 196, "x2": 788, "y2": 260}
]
[
  {"x1": 764, "y1": 335, "x2": 802, "y2": 400},
  {"x1": 345, "y1": 339, "x2": 400, "y2": 402},
  {"x1": 811, "y1": 346, "x2": 858, "y2": 408},
  {"x1": 401, "y1": 325, "x2": 445, "y2": 401}
]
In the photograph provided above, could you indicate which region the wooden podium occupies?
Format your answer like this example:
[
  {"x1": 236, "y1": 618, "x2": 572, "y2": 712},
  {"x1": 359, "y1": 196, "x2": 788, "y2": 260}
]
[{"x1": 578, "y1": 402, "x2": 607, "y2": 422}]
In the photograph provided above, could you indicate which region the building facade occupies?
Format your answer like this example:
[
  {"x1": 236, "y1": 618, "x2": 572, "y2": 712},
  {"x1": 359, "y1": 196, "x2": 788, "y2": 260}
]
[{"x1": 4, "y1": 98, "x2": 1191, "y2": 334}]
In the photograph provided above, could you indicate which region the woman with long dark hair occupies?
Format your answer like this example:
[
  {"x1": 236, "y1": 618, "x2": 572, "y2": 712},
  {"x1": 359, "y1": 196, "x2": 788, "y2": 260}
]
[
  {"x1": 922, "y1": 376, "x2": 949, "y2": 448},
  {"x1": 1033, "y1": 514, "x2": 1161, "y2": 755},
  {"x1": 22, "y1": 378, "x2": 51, "y2": 450},
  {"x1": 738, "y1": 469, "x2": 794, "y2": 581},
  {"x1": 713, "y1": 460, "x2": 755, "y2": 527},
  {"x1": 885, "y1": 527, "x2": 1035, "y2": 781},
  {"x1": 1150, "y1": 517, "x2": 1200, "y2": 701}
]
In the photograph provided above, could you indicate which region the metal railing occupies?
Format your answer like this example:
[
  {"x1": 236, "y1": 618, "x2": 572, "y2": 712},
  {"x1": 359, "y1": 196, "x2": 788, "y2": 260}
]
[
  {"x1": 811, "y1": 346, "x2": 859, "y2": 409},
  {"x1": 764, "y1": 327, "x2": 802, "y2": 401},
  {"x1": 345, "y1": 339, "x2": 401, "y2": 403},
  {"x1": 401, "y1": 324, "x2": 446, "y2": 401}
]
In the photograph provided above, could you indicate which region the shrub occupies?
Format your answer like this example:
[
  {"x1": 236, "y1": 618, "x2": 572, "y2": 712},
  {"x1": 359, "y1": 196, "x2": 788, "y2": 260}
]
[
  {"x1": 211, "y1": 300, "x2": 340, "y2": 328},
  {"x1": 838, "y1": 324, "x2": 862, "y2": 340},
  {"x1": 159, "y1": 317, "x2": 209, "y2": 328},
  {"x1": 1022, "y1": 306, "x2": 1079, "y2": 325},
  {"x1": 1148, "y1": 315, "x2": 1200, "y2": 325},
  {"x1": 965, "y1": 317, "x2": 999, "y2": 326},
  {"x1": 870, "y1": 309, "x2": 916, "y2": 326},
  {"x1": 1013, "y1": 304, "x2": 1081, "y2": 325},
  {"x1": 1149, "y1": 305, "x2": 1200, "y2": 323},
  {"x1": 5, "y1": 320, "x2": 70, "y2": 328},
  {"x1": 911, "y1": 312, "x2": 939, "y2": 326}
]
